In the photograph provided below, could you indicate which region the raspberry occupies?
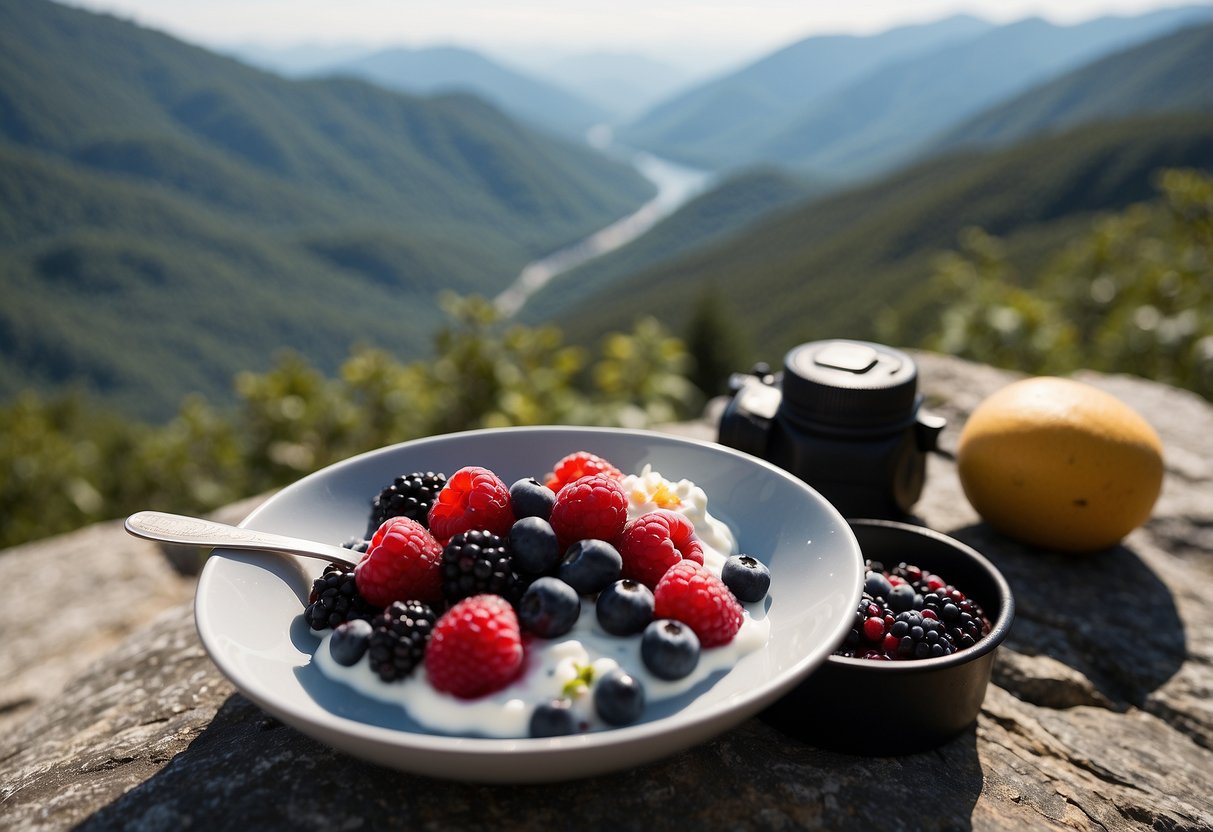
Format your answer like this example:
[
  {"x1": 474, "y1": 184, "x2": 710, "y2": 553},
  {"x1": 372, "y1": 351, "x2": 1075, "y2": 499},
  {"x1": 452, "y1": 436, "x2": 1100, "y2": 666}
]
[
  {"x1": 427, "y1": 466, "x2": 513, "y2": 543},
  {"x1": 653, "y1": 560, "x2": 744, "y2": 648},
  {"x1": 545, "y1": 451, "x2": 623, "y2": 493},
  {"x1": 424, "y1": 594, "x2": 524, "y2": 699},
  {"x1": 616, "y1": 510, "x2": 704, "y2": 589},
  {"x1": 355, "y1": 516, "x2": 444, "y2": 607},
  {"x1": 548, "y1": 474, "x2": 629, "y2": 550}
]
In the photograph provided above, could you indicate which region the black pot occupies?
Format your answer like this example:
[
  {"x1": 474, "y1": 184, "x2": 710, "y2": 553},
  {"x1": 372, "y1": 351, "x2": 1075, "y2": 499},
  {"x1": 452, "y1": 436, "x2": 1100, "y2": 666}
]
[{"x1": 763, "y1": 519, "x2": 1015, "y2": 754}]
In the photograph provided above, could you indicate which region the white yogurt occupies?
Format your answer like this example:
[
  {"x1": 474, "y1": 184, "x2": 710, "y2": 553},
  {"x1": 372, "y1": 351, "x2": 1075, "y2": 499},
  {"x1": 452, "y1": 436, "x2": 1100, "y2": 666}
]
[
  {"x1": 311, "y1": 466, "x2": 769, "y2": 738},
  {"x1": 314, "y1": 596, "x2": 769, "y2": 737}
]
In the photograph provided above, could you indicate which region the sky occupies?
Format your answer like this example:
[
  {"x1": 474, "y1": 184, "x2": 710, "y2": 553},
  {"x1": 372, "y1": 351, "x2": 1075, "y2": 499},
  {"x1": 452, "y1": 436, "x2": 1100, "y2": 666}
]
[{"x1": 62, "y1": 0, "x2": 1206, "y2": 74}]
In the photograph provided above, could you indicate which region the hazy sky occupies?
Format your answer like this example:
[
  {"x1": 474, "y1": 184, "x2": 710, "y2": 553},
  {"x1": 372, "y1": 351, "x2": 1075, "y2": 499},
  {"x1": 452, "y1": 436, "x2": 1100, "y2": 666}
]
[{"x1": 62, "y1": 0, "x2": 1207, "y2": 72}]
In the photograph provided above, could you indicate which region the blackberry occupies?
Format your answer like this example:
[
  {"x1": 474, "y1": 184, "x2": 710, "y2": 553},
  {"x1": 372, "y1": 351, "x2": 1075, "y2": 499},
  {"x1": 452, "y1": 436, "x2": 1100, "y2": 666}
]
[
  {"x1": 922, "y1": 589, "x2": 989, "y2": 650},
  {"x1": 304, "y1": 565, "x2": 380, "y2": 630},
  {"x1": 889, "y1": 610, "x2": 956, "y2": 659},
  {"x1": 368, "y1": 471, "x2": 447, "y2": 535},
  {"x1": 367, "y1": 600, "x2": 437, "y2": 682},
  {"x1": 441, "y1": 529, "x2": 519, "y2": 604}
]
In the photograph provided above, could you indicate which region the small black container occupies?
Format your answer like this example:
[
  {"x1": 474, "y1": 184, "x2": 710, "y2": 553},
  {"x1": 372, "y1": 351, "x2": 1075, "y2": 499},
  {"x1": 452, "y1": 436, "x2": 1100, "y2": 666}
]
[
  {"x1": 718, "y1": 340, "x2": 946, "y2": 519},
  {"x1": 764, "y1": 519, "x2": 1015, "y2": 755}
]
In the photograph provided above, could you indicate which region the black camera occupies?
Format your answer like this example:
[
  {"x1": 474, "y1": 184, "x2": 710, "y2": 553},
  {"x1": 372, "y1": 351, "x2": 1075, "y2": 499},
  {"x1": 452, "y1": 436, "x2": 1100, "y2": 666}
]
[{"x1": 718, "y1": 340, "x2": 945, "y2": 519}]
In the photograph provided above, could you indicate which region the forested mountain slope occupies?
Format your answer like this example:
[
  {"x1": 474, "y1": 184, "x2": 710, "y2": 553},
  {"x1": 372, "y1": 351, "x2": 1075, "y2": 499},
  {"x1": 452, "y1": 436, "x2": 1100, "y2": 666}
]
[
  {"x1": 0, "y1": 0, "x2": 652, "y2": 419},
  {"x1": 926, "y1": 22, "x2": 1213, "y2": 156},
  {"x1": 537, "y1": 116, "x2": 1213, "y2": 365}
]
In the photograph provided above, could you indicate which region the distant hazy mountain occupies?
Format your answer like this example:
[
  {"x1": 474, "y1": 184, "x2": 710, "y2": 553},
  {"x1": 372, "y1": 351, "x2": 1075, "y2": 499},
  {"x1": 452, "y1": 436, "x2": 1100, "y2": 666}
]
[
  {"x1": 536, "y1": 52, "x2": 692, "y2": 122},
  {"x1": 926, "y1": 22, "x2": 1213, "y2": 156},
  {"x1": 623, "y1": 6, "x2": 1213, "y2": 176},
  {"x1": 619, "y1": 14, "x2": 994, "y2": 169},
  {"x1": 0, "y1": 0, "x2": 652, "y2": 419},
  {"x1": 319, "y1": 45, "x2": 610, "y2": 138},
  {"x1": 224, "y1": 42, "x2": 375, "y2": 77},
  {"x1": 757, "y1": 6, "x2": 1213, "y2": 179},
  {"x1": 534, "y1": 115, "x2": 1213, "y2": 358}
]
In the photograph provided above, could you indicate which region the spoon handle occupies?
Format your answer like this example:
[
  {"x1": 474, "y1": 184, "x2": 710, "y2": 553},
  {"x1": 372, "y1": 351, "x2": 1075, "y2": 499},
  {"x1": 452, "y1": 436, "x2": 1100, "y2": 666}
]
[{"x1": 125, "y1": 510, "x2": 360, "y2": 570}]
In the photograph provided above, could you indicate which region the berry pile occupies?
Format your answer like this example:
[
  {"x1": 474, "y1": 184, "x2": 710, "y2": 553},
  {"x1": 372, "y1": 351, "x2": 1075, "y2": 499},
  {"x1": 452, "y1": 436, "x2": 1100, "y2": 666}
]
[
  {"x1": 836, "y1": 559, "x2": 990, "y2": 661},
  {"x1": 300, "y1": 449, "x2": 773, "y2": 737}
]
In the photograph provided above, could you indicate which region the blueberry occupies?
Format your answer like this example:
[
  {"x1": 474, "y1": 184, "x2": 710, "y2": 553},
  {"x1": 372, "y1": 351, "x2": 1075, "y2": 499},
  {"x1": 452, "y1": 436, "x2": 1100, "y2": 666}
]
[
  {"x1": 328, "y1": 618, "x2": 372, "y2": 666},
  {"x1": 509, "y1": 516, "x2": 561, "y2": 575},
  {"x1": 864, "y1": 570, "x2": 893, "y2": 600},
  {"x1": 721, "y1": 555, "x2": 771, "y2": 603},
  {"x1": 558, "y1": 539, "x2": 622, "y2": 595},
  {"x1": 593, "y1": 667, "x2": 646, "y2": 726},
  {"x1": 510, "y1": 477, "x2": 556, "y2": 520},
  {"x1": 517, "y1": 576, "x2": 581, "y2": 638},
  {"x1": 888, "y1": 583, "x2": 919, "y2": 613},
  {"x1": 529, "y1": 699, "x2": 578, "y2": 738},
  {"x1": 640, "y1": 619, "x2": 700, "y2": 680},
  {"x1": 595, "y1": 579, "x2": 654, "y2": 636}
]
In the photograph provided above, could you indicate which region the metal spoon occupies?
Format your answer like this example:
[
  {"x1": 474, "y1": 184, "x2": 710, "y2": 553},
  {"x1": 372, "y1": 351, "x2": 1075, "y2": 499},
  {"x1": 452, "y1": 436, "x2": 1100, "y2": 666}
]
[{"x1": 124, "y1": 510, "x2": 360, "y2": 570}]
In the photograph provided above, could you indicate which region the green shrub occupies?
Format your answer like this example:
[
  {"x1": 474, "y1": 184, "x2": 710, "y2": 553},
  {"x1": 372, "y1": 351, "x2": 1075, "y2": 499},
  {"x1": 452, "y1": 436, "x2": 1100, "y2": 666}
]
[{"x1": 0, "y1": 296, "x2": 700, "y2": 549}]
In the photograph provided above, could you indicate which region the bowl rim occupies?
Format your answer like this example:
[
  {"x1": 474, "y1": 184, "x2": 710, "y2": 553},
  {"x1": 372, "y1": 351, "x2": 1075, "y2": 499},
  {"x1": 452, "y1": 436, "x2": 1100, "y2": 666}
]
[{"x1": 825, "y1": 518, "x2": 1015, "y2": 672}]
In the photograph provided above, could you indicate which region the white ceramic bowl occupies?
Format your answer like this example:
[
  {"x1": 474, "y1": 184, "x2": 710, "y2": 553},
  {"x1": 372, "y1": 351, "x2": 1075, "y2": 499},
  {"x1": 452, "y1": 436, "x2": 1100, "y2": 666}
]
[{"x1": 195, "y1": 426, "x2": 862, "y2": 782}]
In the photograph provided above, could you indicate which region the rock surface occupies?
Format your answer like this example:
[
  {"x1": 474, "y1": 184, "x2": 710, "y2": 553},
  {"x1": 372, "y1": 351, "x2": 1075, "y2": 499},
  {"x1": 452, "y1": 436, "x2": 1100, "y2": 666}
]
[{"x1": 2, "y1": 353, "x2": 1212, "y2": 831}]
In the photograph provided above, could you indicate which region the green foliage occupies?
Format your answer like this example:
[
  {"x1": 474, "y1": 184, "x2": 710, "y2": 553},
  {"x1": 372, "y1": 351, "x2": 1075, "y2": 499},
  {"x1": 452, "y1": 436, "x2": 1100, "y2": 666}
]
[
  {"x1": 592, "y1": 317, "x2": 701, "y2": 427},
  {"x1": 903, "y1": 169, "x2": 1213, "y2": 398},
  {"x1": 0, "y1": 298, "x2": 701, "y2": 550},
  {"x1": 683, "y1": 284, "x2": 753, "y2": 397},
  {"x1": 925, "y1": 228, "x2": 1082, "y2": 373}
]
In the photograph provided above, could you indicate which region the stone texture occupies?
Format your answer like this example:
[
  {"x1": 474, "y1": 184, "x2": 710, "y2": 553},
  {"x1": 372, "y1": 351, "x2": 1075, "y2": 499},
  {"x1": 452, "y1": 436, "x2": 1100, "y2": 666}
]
[
  {"x1": 0, "y1": 495, "x2": 265, "y2": 735},
  {"x1": 3, "y1": 353, "x2": 1212, "y2": 831}
]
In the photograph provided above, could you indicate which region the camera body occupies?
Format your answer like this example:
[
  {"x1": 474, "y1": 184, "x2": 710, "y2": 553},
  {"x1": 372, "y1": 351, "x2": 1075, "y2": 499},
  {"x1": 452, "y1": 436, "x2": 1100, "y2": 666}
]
[{"x1": 718, "y1": 340, "x2": 945, "y2": 519}]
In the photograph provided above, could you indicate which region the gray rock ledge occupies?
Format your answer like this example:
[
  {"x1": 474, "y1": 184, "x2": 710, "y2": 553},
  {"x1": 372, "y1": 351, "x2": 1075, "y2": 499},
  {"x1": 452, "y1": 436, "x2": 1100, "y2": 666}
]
[{"x1": 2, "y1": 353, "x2": 1211, "y2": 831}]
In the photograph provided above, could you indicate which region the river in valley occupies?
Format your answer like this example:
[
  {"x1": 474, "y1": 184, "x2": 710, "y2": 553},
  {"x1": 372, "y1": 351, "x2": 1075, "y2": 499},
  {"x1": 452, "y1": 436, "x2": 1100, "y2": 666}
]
[{"x1": 493, "y1": 137, "x2": 713, "y2": 318}]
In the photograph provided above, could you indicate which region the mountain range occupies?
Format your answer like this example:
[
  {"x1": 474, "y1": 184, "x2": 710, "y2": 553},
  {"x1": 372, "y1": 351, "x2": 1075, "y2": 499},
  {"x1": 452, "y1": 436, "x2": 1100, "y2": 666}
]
[
  {"x1": 521, "y1": 17, "x2": 1213, "y2": 334},
  {"x1": 522, "y1": 114, "x2": 1213, "y2": 362},
  {"x1": 0, "y1": 0, "x2": 652, "y2": 419},
  {"x1": 314, "y1": 45, "x2": 611, "y2": 139},
  {"x1": 620, "y1": 5, "x2": 1213, "y2": 178},
  {"x1": 927, "y1": 21, "x2": 1213, "y2": 156},
  {"x1": 4, "y1": 0, "x2": 1212, "y2": 421}
]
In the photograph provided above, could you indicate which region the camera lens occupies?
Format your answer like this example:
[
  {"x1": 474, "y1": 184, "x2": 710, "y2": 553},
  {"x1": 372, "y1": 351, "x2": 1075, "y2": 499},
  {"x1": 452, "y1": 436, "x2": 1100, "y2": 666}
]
[{"x1": 779, "y1": 340, "x2": 919, "y2": 432}]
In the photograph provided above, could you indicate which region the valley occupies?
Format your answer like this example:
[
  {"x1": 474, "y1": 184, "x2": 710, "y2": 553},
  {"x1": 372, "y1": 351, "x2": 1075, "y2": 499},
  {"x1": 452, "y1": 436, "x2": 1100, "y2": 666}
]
[{"x1": 2, "y1": 0, "x2": 1211, "y2": 423}]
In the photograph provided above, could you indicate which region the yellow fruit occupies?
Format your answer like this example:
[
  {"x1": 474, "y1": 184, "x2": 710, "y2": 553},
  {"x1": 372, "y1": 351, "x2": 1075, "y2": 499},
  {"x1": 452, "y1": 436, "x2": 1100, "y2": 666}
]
[{"x1": 956, "y1": 376, "x2": 1164, "y2": 553}]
